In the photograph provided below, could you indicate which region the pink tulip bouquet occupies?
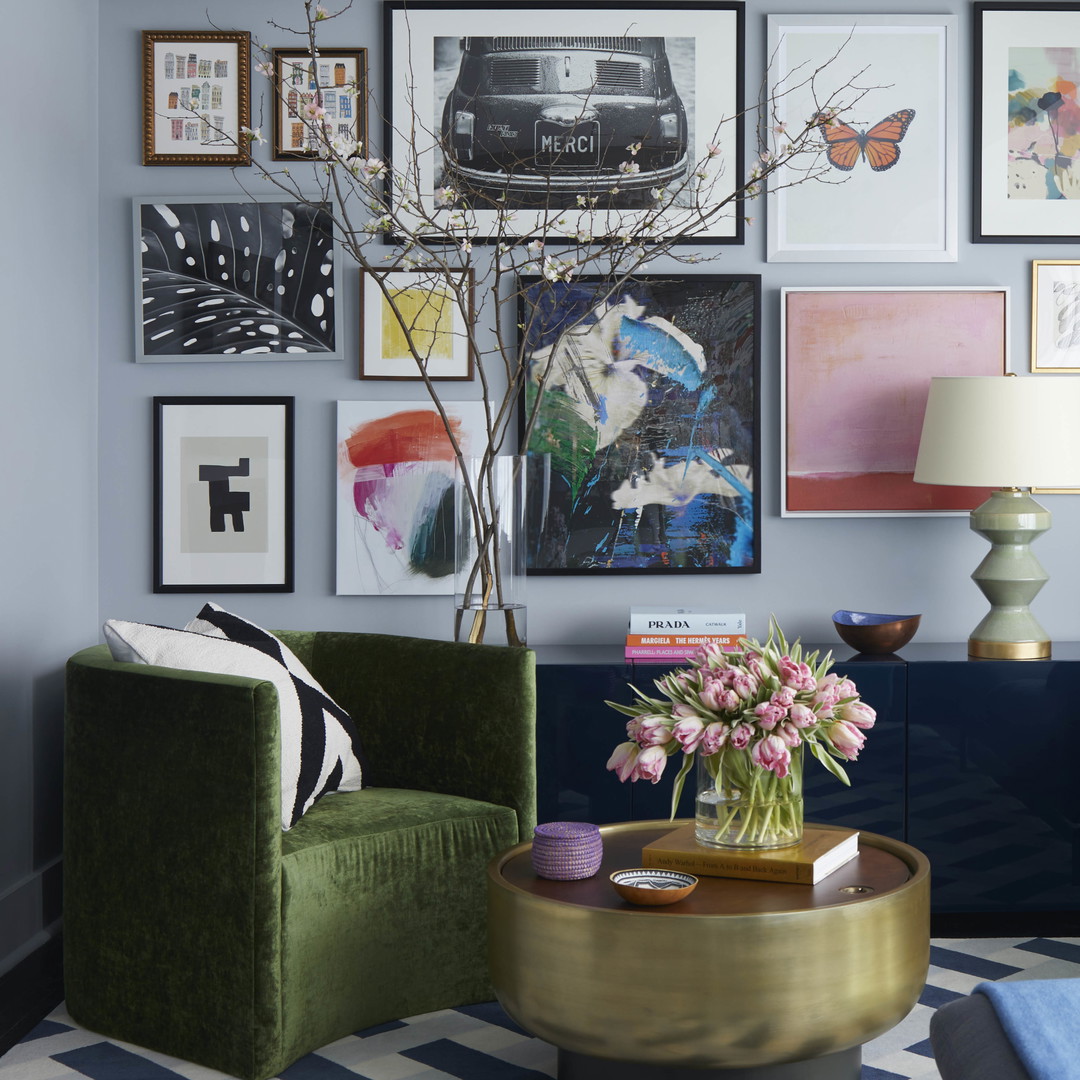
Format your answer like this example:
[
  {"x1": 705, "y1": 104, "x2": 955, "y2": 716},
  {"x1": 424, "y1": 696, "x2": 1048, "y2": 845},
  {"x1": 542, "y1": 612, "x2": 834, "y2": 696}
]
[{"x1": 605, "y1": 617, "x2": 875, "y2": 848}]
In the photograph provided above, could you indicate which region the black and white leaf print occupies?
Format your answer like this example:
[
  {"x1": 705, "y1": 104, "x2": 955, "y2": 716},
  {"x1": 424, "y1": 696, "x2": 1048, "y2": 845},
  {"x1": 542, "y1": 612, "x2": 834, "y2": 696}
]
[{"x1": 140, "y1": 201, "x2": 336, "y2": 357}]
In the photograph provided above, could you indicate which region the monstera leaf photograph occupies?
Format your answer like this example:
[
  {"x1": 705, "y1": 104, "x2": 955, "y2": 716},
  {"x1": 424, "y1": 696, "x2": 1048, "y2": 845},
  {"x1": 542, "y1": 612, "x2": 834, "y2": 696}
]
[{"x1": 135, "y1": 198, "x2": 340, "y2": 362}]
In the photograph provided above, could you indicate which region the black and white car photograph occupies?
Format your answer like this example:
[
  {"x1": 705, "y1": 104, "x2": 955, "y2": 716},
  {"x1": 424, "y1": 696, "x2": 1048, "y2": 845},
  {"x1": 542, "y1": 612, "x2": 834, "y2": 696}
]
[
  {"x1": 434, "y1": 35, "x2": 692, "y2": 209},
  {"x1": 386, "y1": 3, "x2": 742, "y2": 240}
]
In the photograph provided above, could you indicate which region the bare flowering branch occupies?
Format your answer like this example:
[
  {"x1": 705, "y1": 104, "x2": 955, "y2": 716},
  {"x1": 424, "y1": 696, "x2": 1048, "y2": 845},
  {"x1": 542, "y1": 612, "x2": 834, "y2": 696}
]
[{"x1": 205, "y1": 5, "x2": 876, "y2": 642}]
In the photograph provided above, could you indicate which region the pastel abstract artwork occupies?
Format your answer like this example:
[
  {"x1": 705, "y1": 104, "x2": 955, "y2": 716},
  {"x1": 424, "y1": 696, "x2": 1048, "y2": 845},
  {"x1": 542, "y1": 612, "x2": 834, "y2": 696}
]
[
  {"x1": 335, "y1": 402, "x2": 485, "y2": 594},
  {"x1": 782, "y1": 288, "x2": 1007, "y2": 516},
  {"x1": 1008, "y1": 46, "x2": 1080, "y2": 200},
  {"x1": 522, "y1": 275, "x2": 760, "y2": 573}
]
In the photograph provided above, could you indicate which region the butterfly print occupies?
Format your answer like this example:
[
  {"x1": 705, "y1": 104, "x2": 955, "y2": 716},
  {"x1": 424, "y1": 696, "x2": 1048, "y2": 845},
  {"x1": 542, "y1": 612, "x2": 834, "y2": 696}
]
[{"x1": 816, "y1": 109, "x2": 915, "y2": 172}]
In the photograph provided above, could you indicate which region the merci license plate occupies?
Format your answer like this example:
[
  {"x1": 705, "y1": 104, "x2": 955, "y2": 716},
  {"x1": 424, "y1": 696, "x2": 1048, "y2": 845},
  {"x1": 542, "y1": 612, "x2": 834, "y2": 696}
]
[{"x1": 533, "y1": 120, "x2": 600, "y2": 167}]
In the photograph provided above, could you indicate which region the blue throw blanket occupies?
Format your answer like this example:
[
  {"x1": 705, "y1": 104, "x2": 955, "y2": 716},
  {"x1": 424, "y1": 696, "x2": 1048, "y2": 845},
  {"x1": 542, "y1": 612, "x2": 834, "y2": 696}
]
[{"x1": 976, "y1": 979, "x2": 1080, "y2": 1080}]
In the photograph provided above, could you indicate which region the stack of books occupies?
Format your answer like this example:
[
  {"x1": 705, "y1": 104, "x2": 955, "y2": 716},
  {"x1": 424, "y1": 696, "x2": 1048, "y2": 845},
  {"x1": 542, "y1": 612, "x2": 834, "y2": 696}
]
[
  {"x1": 640, "y1": 823, "x2": 859, "y2": 885},
  {"x1": 625, "y1": 607, "x2": 746, "y2": 662}
]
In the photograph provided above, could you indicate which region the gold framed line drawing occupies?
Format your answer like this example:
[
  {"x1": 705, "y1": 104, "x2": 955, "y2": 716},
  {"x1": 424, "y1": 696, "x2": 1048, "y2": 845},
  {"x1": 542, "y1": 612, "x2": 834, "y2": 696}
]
[{"x1": 1032, "y1": 260, "x2": 1080, "y2": 373}]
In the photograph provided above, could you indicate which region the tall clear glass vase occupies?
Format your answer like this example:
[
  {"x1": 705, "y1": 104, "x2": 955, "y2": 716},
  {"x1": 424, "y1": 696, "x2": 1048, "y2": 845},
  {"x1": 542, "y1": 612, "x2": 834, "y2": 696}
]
[
  {"x1": 454, "y1": 455, "x2": 527, "y2": 647},
  {"x1": 695, "y1": 744, "x2": 804, "y2": 849}
]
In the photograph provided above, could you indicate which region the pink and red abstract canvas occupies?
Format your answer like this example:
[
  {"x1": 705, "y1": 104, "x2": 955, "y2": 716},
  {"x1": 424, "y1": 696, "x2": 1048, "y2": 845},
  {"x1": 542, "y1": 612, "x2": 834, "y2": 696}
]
[
  {"x1": 335, "y1": 402, "x2": 485, "y2": 594},
  {"x1": 783, "y1": 288, "x2": 1006, "y2": 515}
]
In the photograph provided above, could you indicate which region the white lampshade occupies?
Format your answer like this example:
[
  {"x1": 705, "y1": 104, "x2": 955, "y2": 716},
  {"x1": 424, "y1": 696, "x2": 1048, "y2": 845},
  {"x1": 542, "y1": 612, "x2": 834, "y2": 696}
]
[{"x1": 914, "y1": 375, "x2": 1080, "y2": 489}]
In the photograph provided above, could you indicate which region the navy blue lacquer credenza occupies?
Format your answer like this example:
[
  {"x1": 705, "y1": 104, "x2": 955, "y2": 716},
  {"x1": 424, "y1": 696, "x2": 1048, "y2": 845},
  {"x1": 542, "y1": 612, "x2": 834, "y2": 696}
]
[{"x1": 534, "y1": 642, "x2": 1080, "y2": 935}]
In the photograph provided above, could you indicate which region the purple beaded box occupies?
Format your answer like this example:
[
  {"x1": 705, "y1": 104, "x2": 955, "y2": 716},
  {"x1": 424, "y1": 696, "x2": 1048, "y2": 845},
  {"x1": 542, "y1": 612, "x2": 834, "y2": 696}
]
[{"x1": 531, "y1": 821, "x2": 603, "y2": 880}]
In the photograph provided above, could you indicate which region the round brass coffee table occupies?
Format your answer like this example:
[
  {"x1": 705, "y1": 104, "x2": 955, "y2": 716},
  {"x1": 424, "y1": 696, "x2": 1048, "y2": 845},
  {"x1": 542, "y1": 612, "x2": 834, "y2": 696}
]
[{"x1": 488, "y1": 820, "x2": 930, "y2": 1080}]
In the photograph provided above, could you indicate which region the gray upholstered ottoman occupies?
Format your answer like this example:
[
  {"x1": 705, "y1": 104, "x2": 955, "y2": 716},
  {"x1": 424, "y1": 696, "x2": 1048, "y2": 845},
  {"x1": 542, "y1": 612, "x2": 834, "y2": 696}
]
[{"x1": 929, "y1": 994, "x2": 1031, "y2": 1080}]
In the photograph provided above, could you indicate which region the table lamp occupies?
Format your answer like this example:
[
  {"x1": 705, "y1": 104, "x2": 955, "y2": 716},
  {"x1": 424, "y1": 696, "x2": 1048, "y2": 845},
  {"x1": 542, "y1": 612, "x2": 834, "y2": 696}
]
[{"x1": 913, "y1": 374, "x2": 1080, "y2": 659}]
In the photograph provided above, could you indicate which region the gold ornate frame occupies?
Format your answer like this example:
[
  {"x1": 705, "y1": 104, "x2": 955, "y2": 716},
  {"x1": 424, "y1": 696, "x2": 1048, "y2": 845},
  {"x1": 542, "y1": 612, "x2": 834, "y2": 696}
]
[{"x1": 142, "y1": 30, "x2": 251, "y2": 166}]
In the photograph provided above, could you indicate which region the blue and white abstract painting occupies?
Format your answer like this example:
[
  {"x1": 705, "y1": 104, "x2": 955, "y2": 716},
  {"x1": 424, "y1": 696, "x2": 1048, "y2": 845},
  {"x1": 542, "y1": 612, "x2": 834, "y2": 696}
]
[{"x1": 521, "y1": 275, "x2": 760, "y2": 573}]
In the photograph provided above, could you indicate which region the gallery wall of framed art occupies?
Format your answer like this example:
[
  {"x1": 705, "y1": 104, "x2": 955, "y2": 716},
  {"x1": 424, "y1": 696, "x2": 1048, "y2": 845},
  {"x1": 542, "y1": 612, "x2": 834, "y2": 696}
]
[{"x1": 85, "y1": 0, "x2": 1080, "y2": 651}]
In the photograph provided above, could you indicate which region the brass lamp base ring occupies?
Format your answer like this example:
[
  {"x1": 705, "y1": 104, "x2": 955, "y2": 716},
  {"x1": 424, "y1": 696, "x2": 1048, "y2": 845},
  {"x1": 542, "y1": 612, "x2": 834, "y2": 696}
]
[{"x1": 969, "y1": 638, "x2": 1050, "y2": 660}]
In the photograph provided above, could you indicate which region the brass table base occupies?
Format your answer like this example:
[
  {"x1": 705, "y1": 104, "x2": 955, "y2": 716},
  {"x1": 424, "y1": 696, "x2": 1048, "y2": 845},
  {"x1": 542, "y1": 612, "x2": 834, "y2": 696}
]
[{"x1": 559, "y1": 1046, "x2": 861, "y2": 1080}]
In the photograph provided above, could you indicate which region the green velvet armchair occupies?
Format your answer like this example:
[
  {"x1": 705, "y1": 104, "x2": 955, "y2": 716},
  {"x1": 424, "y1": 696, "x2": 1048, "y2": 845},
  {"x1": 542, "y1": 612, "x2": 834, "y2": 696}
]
[{"x1": 63, "y1": 631, "x2": 536, "y2": 1080}]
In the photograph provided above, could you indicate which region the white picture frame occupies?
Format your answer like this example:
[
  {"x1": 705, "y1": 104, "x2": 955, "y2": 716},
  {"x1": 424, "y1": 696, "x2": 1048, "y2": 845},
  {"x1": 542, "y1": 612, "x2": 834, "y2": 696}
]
[
  {"x1": 384, "y1": 1, "x2": 744, "y2": 242},
  {"x1": 766, "y1": 14, "x2": 957, "y2": 263},
  {"x1": 335, "y1": 401, "x2": 487, "y2": 595}
]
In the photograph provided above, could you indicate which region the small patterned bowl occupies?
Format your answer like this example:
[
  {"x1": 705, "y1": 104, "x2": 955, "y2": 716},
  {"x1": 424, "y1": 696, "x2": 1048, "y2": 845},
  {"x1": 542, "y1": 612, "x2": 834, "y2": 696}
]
[
  {"x1": 832, "y1": 610, "x2": 921, "y2": 655},
  {"x1": 610, "y1": 868, "x2": 698, "y2": 906}
]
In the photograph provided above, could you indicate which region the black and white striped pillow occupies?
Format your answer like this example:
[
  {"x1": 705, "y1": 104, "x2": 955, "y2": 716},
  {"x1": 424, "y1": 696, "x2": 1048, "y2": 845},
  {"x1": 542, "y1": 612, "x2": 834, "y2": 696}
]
[
  {"x1": 184, "y1": 604, "x2": 365, "y2": 828},
  {"x1": 102, "y1": 607, "x2": 364, "y2": 829}
]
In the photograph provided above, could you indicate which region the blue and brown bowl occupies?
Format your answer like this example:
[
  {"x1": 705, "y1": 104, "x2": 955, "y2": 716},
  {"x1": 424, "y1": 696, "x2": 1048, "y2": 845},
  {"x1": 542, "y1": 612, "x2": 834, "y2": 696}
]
[{"x1": 832, "y1": 610, "x2": 921, "y2": 655}]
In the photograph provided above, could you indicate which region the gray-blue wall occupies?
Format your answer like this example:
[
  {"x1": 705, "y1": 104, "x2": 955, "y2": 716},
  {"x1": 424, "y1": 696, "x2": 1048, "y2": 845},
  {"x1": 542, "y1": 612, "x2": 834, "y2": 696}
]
[
  {"x1": 6, "y1": 0, "x2": 1080, "y2": 980},
  {"x1": 0, "y1": 1, "x2": 99, "y2": 977}
]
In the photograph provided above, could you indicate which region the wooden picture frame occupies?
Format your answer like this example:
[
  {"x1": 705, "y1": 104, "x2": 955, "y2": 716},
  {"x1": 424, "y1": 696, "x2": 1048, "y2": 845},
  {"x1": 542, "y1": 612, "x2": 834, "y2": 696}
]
[
  {"x1": 781, "y1": 287, "x2": 1009, "y2": 517},
  {"x1": 520, "y1": 274, "x2": 761, "y2": 574},
  {"x1": 134, "y1": 196, "x2": 342, "y2": 362},
  {"x1": 142, "y1": 30, "x2": 251, "y2": 166},
  {"x1": 384, "y1": 1, "x2": 745, "y2": 242},
  {"x1": 975, "y1": 2, "x2": 1080, "y2": 242},
  {"x1": 271, "y1": 47, "x2": 367, "y2": 160},
  {"x1": 359, "y1": 269, "x2": 475, "y2": 380},
  {"x1": 154, "y1": 397, "x2": 294, "y2": 592},
  {"x1": 766, "y1": 14, "x2": 958, "y2": 263}
]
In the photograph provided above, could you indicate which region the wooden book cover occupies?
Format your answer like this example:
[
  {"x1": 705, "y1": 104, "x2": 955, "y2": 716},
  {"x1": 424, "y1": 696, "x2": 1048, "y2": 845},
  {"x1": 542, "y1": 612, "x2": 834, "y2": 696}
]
[{"x1": 641, "y1": 823, "x2": 859, "y2": 884}]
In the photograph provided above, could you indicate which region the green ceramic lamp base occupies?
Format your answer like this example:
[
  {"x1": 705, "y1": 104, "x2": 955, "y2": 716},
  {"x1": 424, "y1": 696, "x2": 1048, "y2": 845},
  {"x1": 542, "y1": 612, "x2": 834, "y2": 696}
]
[{"x1": 967, "y1": 488, "x2": 1052, "y2": 660}]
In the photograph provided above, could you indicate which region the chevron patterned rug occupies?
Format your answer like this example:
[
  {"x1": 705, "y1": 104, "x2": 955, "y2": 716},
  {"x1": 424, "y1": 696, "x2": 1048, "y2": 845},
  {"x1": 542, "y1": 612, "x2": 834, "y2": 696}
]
[{"x1": 3, "y1": 937, "x2": 1079, "y2": 1080}]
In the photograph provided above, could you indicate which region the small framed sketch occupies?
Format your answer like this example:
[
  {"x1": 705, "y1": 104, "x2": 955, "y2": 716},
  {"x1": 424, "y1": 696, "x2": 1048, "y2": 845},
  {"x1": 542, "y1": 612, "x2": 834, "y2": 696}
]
[
  {"x1": 142, "y1": 31, "x2": 251, "y2": 166},
  {"x1": 1032, "y1": 260, "x2": 1080, "y2": 372},
  {"x1": 271, "y1": 47, "x2": 367, "y2": 160},
  {"x1": 359, "y1": 269, "x2": 475, "y2": 379},
  {"x1": 154, "y1": 397, "x2": 294, "y2": 592},
  {"x1": 134, "y1": 196, "x2": 342, "y2": 362}
]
